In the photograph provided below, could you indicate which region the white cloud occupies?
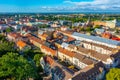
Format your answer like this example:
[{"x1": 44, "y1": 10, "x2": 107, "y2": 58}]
[
  {"x1": 64, "y1": 0, "x2": 119, "y2": 5},
  {"x1": 37, "y1": 0, "x2": 120, "y2": 12},
  {"x1": 64, "y1": 0, "x2": 120, "y2": 11}
]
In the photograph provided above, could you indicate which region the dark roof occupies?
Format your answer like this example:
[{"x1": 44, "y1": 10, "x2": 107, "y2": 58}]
[
  {"x1": 77, "y1": 46, "x2": 110, "y2": 62},
  {"x1": 72, "y1": 62, "x2": 104, "y2": 80},
  {"x1": 110, "y1": 51, "x2": 120, "y2": 59},
  {"x1": 74, "y1": 53, "x2": 95, "y2": 65}
]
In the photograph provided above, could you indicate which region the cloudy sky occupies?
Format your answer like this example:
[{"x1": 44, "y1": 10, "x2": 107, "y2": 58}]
[{"x1": 0, "y1": 0, "x2": 120, "y2": 12}]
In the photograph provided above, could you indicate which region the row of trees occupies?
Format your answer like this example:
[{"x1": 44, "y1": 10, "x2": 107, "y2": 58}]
[
  {"x1": 39, "y1": 15, "x2": 120, "y2": 23},
  {"x1": 38, "y1": 24, "x2": 49, "y2": 28}
]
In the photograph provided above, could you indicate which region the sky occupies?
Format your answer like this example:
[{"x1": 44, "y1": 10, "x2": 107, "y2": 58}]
[{"x1": 0, "y1": 0, "x2": 120, "y2": 12}]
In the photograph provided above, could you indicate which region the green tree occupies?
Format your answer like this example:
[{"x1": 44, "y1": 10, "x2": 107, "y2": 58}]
[
  {"x1": 0, "y1": 34, "x2": 6, "y2": 42},
  {"x1": 80, "y1": 27, "x2": 85, "y2": 31},
  {"x1": 0, "y1": 41, "x2": 17, "y2": 56},
  {"x1": 86, "y1": 27, "x2": 92, "y2": 32},
  {"x1": 6, "y1": 27, "x2": 12, "y2": 33},
  {"x1": 0, "y1": 34, "x2": 18, "y2": 56},
  {"x1": 106, "y1": 68, "x2": 120, "y2": 80},
  {"x1": 116, "y1": 29, "x2": 119, "y2": 33},
  {"x1": 0, "y1": 52, "x2": 38, "y2": 80},
  {"x1": 34, "y1": 54, "x2": 44, "y2": 67},
  {"x1": 94, "y1": 25, "x2": 101, "y2": 29},
  {"x1": 38, "y1": 24, "x2": 48, "y2": 28}
]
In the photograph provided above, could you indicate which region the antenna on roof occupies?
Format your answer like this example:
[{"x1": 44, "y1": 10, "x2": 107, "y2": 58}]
[
  {"x1": 20, "y1": 26, "x2": 23, "y2": 35},
  {"x1": 101, "y1": 15, "x2": 105, "y2": 21},
  {"x1": 86, "y1": 16, "x2": 91, "y2": 25}
]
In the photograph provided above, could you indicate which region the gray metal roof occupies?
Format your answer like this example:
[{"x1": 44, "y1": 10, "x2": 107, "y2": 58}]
[
  {"x1": 95, "y1": 28, "x2": 105, "y2": 33},
  {"x1": 61, "y1": 42, "x2": 69, "y2": 48},
  {"x1": 72, "y1": 32, "x2": 120, "y2": 46}
]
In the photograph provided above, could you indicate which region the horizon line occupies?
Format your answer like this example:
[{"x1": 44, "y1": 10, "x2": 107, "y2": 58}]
[{"x1": 0, "y1": 11, "x2": 120, "y2": 14}]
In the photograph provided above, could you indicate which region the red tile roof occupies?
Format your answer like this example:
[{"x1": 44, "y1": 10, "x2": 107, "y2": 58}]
[
  {"x1": 41, "y1": 45, "x2": 56, "y2": 56},
  {"x1": 29, "y1": 36, "x2": 43, "y2": 44},
  {"x1": 60, "y1": 30, "x2": 74, "y2": 35},
  {"x1": 102, "y1": 32, "x2": 112, "y2": 39},
  {"x1": 17, "y1": 40, "x2": 27, "y2": 48},
  {"x1": 39, "y1": 33, "x2": 48, "y2": 39},
  {"x1": 45, "y1": 56, "x2": 54, "y2": 65},
  {"x1": 8, "y1": 32, "x2": 22, "y2": 38},
  {"x1": 58, "y1": 48, "x2": 75, "y2": 57}
]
